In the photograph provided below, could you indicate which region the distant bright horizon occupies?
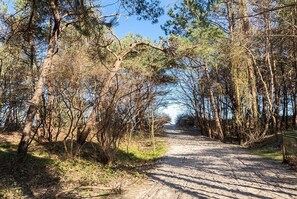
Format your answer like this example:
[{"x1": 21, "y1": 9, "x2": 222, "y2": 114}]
[{"x1": 160, "y1": 103, "x2": 183, "y2": 124}]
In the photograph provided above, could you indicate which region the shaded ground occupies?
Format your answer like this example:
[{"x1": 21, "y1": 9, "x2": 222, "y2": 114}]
[
  {"x1": 0, "y1": 132, "x2": 165, "y2": 198},
  {"x1": 122, "y1": 125, "x2": 297, "y2": 199}
]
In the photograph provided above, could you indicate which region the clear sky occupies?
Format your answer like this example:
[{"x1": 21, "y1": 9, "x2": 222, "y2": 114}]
[
  {"x1": 113, "y1": 15, "x2": 167, "y2": 41},
  {"x1": 102, "y1": 1, "x2": 177, "y2": 41}
]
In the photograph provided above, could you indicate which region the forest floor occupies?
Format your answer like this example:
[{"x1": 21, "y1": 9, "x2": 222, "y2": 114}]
[
  {"x1": 121, "y1": 125, "x2": 297, "y2": 199},
  {"x1": 0, "y1": 131, "x2": 166, "y2": 198}
]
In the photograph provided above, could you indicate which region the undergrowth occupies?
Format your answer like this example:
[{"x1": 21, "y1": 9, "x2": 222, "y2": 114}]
[
  {"x1": 249, "y1": 135, "x2": 283, "y2": 161},
  {"x1": 0, "y1": 134, "x2": 167, "y2": 198}
]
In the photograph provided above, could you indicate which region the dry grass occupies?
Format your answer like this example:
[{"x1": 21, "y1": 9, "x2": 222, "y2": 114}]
[{"x1": 0, "y1": 131, "x2": 167, "y2": 198}]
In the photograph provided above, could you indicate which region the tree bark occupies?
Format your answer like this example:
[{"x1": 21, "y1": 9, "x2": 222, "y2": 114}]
[
  {"x1": 151, "y1": 109, "x2": 156, "y2": 152},
  {"x1": 292, "y1": 0, "x2": 297, "y2": 128},
  {"x1": 77, "y1": 58, "x2": 123, "y2": 145},
  {"x1": 18, "y1": 44, "x2": 57, "y2": 155},
  {"x1": 18, "y1": 0, "x2": 60, "y2": 156},
  {"x1": 205, "y1": 63, "x2": 224, "y2": 140}
]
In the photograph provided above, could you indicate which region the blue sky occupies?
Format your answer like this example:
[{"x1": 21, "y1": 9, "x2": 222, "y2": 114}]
[
  {"x1": 4, "y1": 0, "x2": 175, "y2": 40},
  {"x1": 113, "y1": 15, "x2": 167, "y2": 41},
  {"x1": 102, "y1": 0, "x2": 177, "y2": 41}
]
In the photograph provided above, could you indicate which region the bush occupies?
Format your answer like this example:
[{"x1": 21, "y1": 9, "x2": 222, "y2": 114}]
[{"x1": 176, "y1": 114, "x2": 195, "y2": 128}]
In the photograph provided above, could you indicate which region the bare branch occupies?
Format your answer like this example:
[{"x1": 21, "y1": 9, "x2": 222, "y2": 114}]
[{"x1": 235, "y1": 3, "x2": 297, "y2": 19}]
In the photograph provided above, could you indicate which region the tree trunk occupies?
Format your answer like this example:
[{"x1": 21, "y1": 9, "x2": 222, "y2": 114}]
[
  {"x1": 77, "y1": 58, "x2": 122, "y2": 145},
  {"x1": 205, "y1": 63, "x2": 224, "y2": 140},
  {"x1": 77, "y1": 42, "x2": 165, "y2": 145},
  {"x1": 201, "y1": 83, "x2": 209, "y2": 136},
  {"x1": 18, "y1": 0, "x2": 60, "y2": 156},
  {"x1": 18, "y1": 46, "x2": 56, "y2": 155},
  {"x1": 293, "y1": 93, "x2": 297, "y2": 129},
  {"x1": 292, "y1": 0, "x2": 297, "y2": 128},
  {"x1": 263, "y1": 1, "x2": 277, "y2": 134},
  {"x1": 151, "y1": 109, "x2": 156, "y2": 152}
]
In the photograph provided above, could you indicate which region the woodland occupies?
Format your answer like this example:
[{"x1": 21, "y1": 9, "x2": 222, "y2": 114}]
[{"x1": 0, "y1": 0, "x2": 296, "y2": 197}]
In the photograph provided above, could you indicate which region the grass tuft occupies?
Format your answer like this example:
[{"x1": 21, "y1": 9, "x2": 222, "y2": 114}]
[
  {"x1": 120, "y1": 140, "x2": 166, "y2": 161},
  {"x1": 252, "y1": 150, "x2": 283, "y2": 160}
]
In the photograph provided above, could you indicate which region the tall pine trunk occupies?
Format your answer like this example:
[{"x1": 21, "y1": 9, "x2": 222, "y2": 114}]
[
  {"x1": 18, "y1": 39, "x2": 58, "y2": 155},
  {"x1": 18, "y1": 0, "x2": 61, "y2": 156}
]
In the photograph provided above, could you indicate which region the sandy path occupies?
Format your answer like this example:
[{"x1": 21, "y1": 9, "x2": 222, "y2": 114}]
[{"x1": 121, "y1": 125, "x2": 297, "y2": 199}]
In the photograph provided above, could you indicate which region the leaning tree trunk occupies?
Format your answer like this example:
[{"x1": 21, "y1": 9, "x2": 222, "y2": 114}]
[
  {"x1": 18, "y1": 41, "x2": 57, "y2": 155},
  {"x1": 18, "y1": 38, "x2": 58, "y2": 155},
  {"x1": 18, "y1": 0, "x2": 61, "y2": 156},
  {"x1": 77, "y1": 42, "x2": 165, "y2": 145},
  {"x1": 77, "y1": 58, "x2": 122, "y2": 145},
  {"x1": 205, "y1": 63, "x2": 224, "y2": 140}
]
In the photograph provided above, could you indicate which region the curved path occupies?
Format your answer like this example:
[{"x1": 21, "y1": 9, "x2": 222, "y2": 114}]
[{"x1": 122, "y1": 125, "x2": 297, "y2": 199}]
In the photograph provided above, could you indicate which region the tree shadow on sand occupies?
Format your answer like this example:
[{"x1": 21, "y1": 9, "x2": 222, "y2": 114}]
[{"x1": 143, "y1": 130, "x2": 297, "y2": 199}]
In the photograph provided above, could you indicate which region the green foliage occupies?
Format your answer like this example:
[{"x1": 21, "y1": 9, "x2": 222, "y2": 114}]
[
  {"x1": 172, "y1": 24, "x2": 225, "y2": 66},
  {"x1": 162, "y1": 0, "x2": 220, "y2": 36},
  {"x1": 118, "y1": 33, "x2": 176, "y2": 85},
  {"x1": 120, "y1": 0, "x2": 164, "y2": 23},
  {"x1": 13, "y1": 0, "x2": 26, "y2": 12},
  {"x1": 0, "y1": 0, "x2": 8, "y2": 13}
]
